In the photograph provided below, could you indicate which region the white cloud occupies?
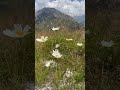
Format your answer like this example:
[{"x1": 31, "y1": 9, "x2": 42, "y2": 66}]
[{"x1": 35, "y1": 0, "x2": 85, "y2": 17}]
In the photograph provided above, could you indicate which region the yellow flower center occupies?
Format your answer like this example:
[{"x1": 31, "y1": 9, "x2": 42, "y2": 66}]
[{"x1": 16, "y1": 31, "x2": 24, "y2": 36}]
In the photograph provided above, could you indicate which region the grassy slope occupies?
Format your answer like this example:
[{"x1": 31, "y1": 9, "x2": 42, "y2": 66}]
[{"x1": 35, "y1": 29, "x2": 85, "y2": 90}]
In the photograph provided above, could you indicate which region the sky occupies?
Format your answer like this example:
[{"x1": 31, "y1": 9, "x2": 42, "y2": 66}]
[{"x1": 35, "y1": 0, "x2": 85, "y2": 17}]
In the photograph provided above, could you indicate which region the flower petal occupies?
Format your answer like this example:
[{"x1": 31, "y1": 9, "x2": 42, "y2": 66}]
[
  {"x1": 23, "y1": 25, "x2": 31, "y2": 32},
  {"x1": 14, "y1": 24, "x2": 22, "y2": 31},
  {"x1": 3, "y1": 29, "x2": 16, "y2": 37}
]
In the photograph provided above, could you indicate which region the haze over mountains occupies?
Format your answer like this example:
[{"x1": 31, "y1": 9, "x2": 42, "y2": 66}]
[
  {"x1": 35, "y1": 8, "x2": 84, "y2": 31},
  {"x1": 74, "y1": 15, "x2": 85, "y2": 25}
]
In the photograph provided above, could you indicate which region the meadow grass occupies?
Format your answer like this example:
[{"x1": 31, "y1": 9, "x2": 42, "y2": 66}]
[{"x1": 35, "y1": 29, "x2": 85, "y2": 90}]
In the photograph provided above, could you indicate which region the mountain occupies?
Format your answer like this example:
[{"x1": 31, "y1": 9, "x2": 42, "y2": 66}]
[
  {"x1": 74, "y1": 15, "x2": 85, "y2": 26},
  {"x1": 35, "y1": 8, "x2": 83, "y2": 31}
]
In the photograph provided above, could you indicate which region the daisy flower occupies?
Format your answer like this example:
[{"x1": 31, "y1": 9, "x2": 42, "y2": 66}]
[{"x1": 3, "y1": 24, "x2": 31, "y2": 38}]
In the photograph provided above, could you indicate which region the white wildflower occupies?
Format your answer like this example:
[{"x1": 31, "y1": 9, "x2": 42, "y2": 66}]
[
  {"x1": 77, "y1": 43, "x2": 83, "y2": 47},
  {"x1": 51, "y1": 27, "x2": 60, "y2": 31},
  {"x1": 66, "y1": 38, "x2": 73, "y2": 41},
  {"x1": 3, "y1": 24, "x2": 31, "y2": 38},
  {"x1": 45, "y1": 60, "x2": 57, "y2": 67},
  {"x1": 41, "y1": 86, "x2": 52, "y2": 90},
  {"x1": 36, "y1": 36, "x2": 48, "y2": 42},
  {"x1": 52, "y1": 49, "x2": 62, "y2": 58},
  {"x1": 101, "y1": 40, "x2": 114, "y2": 47},
  {"x1": 64, "y1": 69, "x2": 73, "y2": 78},
  {"x1": 55, "y1": 44, "x2": 60, "y2": 48}
]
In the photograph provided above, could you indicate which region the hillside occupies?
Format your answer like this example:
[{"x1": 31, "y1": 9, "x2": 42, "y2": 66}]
[{"x1": 35, "y1": 8, "x2": 83, "y2": 31}]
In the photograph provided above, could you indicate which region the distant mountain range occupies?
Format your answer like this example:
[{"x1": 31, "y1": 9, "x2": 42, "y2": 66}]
[
  {"x1": 74, "y1": 15, "x2": 85, "y2": 26},
  {"x1": 35, "y1": 8, "x2": 84, "y2": 31}
]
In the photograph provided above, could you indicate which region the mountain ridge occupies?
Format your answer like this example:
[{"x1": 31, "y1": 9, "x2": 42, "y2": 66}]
[
  {"x1": 35, "y1": 8, "x2": 83, "y2": 31},
  {"x1": 74, "y1": 15, "x2": 85, "y2": 25}
]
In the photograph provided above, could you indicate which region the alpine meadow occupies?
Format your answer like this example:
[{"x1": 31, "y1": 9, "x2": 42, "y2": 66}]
[{"x1": 35, "y1": 0, "x2": 85, "y2": 89}]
